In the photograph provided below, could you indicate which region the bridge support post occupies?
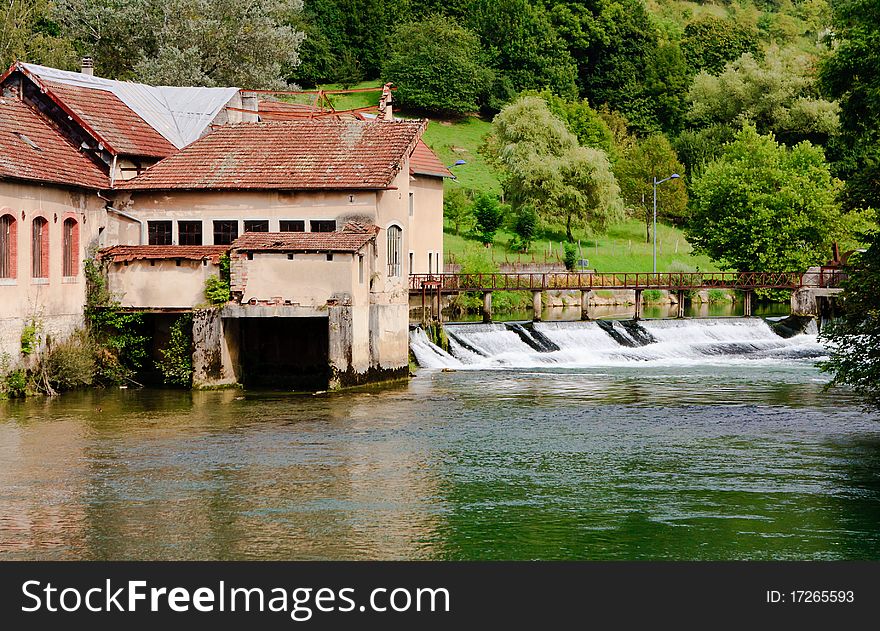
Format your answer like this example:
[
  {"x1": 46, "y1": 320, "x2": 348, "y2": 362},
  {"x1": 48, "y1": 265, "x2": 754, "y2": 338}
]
[
  {"x1": 634, "y1": 289, "x2": 642, "y2": 321},
  {"x1": 677, "y1": 290, "x2": 686, "y2": 319},
  {"x1": 483, "y1": 291, "x2": 493, "y2": 323},
  {"x1": 532, "y1": 291, "x2": 542, "y2": 322},
  {"x1": 743, "y1": 290, "x2": 753, "y2": 318},
  {"x1": 581, "y1": 290, "x2": 591, "y2": 321}
]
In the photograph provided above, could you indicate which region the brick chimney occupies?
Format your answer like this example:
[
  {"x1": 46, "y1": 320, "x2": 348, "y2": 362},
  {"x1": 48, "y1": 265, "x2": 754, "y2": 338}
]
[
  {"x1": 377, "y1": 83, "x2": 393, "y2": 121},
  {"x1": 81, "y1": 57, "x2": 94, "y2": 76}
]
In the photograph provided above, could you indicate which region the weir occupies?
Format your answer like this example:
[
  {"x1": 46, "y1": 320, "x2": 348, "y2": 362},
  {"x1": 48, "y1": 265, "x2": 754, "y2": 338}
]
[{"x1": 410, "y1": 317, "x2": 825, "y2": 369}]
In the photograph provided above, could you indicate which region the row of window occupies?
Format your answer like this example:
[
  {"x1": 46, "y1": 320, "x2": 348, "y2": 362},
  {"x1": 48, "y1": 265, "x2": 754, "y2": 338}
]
[
  {"x1": 147, "y1": 219, "x2": 338, "y2": 246},
  {"x1": 0, "y1": 214, "x2": 78, "y2": 280}
]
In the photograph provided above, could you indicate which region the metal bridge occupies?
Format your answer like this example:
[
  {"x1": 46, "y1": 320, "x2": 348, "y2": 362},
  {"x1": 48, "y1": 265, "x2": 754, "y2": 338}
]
[{"x1": 409, "y1": 269, "x2": 845, "y2": 322}]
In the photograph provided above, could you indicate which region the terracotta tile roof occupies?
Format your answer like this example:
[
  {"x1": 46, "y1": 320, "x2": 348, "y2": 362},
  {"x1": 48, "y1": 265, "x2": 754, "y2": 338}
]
[
  {"x1": 410, "y1": 139, "x2": 452, "y2": 178},
  {"x1": 43, "y1": 81, "x2": 178, "y2": 158},
  {"x1": 231, "y1": 228, "x2": 375, "y2": 253},
  {"x1": 98, "y1": 245, "x2": 228, "y2": 263},
  {"x1": 0, "y1": 97, "x2": 109, "y2": 189},
  {"x1": 117, "y1": 119, "x2": 426, "y2": 191}
]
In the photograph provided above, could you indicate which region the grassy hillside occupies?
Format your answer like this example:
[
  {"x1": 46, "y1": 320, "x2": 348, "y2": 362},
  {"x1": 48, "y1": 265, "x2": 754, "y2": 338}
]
[
  {"x1": 422, "y1": 117, "x2": 500, "y2": 193},
  {"x1": 445, "y1": 218, "x2": 718, "y2": 273}
]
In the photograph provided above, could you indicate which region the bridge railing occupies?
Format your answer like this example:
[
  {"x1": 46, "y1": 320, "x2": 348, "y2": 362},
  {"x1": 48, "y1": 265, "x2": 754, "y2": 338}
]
[{"x1": 409, "y1": 271, "x2": 815, "y2": 292}]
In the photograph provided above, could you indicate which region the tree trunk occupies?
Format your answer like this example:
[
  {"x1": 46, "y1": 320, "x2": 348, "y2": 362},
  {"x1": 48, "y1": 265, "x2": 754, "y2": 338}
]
[
  {"x1": 645, "y1": 208, "x2": 651, "y2": 244},
  {"x1": 566, "y1": 214, "x2": 573, "y2": 242}
]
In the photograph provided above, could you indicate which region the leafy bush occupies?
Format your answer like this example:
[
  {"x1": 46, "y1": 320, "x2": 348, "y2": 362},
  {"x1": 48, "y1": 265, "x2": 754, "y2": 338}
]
[
  {"x1": 444, "y1": 186, "x2": 474, "y2": 236},
  {"x1": 708, "y1": 289, "x2": 728, "y2": 303},
  {"x1": 473, "y1": 193, "x2": 505, "y2": 245},
  {"x1": 44, "y1": 330, "x2": 96, "y2": 391},
  {"x1": 157, "y1": 314, "x2": 193, "y2": 387},
  {"x1": 205, "y1": 253, "x2": 231, "y2": 304},
  {"x1": 563, "y1": 243, "x2": 578, "y2": 271},
  {"x1": 383, "y1": 16, "x2": 493, "y2": 116},
  {"x1": 642, "y1": 289, "x2": 663, "y2": 303},
  {"x1": 2, "y1": 368, "x2": 28, "y2": 398},
  {"x1": 20, "y1": 321, "x2": 40, "y2": 355},
  {"x1": 511, "y1": 205, "x2": 538, "y2": 252}
]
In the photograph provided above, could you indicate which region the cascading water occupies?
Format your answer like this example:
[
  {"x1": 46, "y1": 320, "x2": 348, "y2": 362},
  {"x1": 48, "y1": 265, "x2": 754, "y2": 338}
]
[{"x1": 409, "y1": 318, "x2": 826, "y2": 369}]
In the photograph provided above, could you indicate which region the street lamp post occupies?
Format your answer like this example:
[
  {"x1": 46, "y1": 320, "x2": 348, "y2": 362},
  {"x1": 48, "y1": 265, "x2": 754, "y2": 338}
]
[
  {"x1": 653, "y1": 173, "x2": 680, "y2": 273},
  {"x1": 448, "y1": 159, "x2": 466, "y2": 181}
]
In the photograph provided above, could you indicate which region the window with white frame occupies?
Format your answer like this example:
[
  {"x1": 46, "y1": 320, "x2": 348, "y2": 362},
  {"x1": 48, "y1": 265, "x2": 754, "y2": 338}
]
[{"x1": 387, "y1": 225, "x2": 402, "y2": 277}]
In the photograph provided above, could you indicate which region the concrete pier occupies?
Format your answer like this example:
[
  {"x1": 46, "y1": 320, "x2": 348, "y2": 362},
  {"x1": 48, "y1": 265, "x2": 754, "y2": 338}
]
[
  {"x1": 743, "y1": 290, "x2": 753, "y2": 317},
  {"x1": 483, "y1": 291, "x2": 493, "y2": 323},
  {"x1": 634, "y1": 289, "x2": 642, "y2": 321},
  {"x1": 581, "y1": 290, "x2": 591, "y2": 321},
  {"x1": 532, "y1": 290, "x2": 543, "y2": 322},
  {"x1": 677, "y1": 290, "x2": 686, "y2": 318}
]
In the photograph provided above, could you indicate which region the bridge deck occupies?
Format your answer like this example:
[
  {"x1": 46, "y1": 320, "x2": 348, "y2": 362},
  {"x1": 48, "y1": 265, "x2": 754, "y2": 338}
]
[{"x1": 409, "y1": 271, "x2": 843, "y2": 293}]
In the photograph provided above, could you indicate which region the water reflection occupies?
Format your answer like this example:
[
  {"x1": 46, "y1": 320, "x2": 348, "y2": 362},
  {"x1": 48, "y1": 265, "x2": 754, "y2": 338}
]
[{"x1": 1, "y1": 365, "x2": 879, "y2": 560}]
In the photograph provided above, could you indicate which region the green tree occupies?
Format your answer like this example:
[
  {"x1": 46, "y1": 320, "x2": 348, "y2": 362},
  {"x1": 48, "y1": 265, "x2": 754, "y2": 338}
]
[
  {"x1": 688, "y1": 49, "x2": 840, "y2": 147},
  {"x1": 680, "y1": 16, "x2": 760, "y2": 75},
  {"x1": 56, "y1": 0, "x2": 304, "y2": 87},
  {"x1": 467, "y1": 0, "x2": 578, "y2": 102},
  {"x1": 473, "y1": 193, "x2": 505, "y2": 245},
  {"x1": 0, "y1": 0, "x2": 77, "y2": 70},
  {"x1": 443, "y1": 186, "x2": 474, "y2": 236},
  {"x1": 383, "y1": 16, "x2": 492, "y2": 116},
  {"x1": 535, "y1": 90, "x2": 614, "y2": 155},
  {"x1": 616, "y1": 134, "x2": 688, "y2": 242},
  {"x1": 550, "y1": 0, "x2": 663, "y2": 133},
  {"x1": 687, "y1": 126, "x2": 844, "y2": 273},
  {"x1": 484, "y1": 95, "x2": 623, "y2": 241},
  {"x1": 510, "y1": 204, "x2": 538, "y2": 251},
  {"x1": 820, "y1": 0, "x2": 880, "y2": 209},
  {"x1": 820, "y1": 232, "x2": 880, "y2": 408}
]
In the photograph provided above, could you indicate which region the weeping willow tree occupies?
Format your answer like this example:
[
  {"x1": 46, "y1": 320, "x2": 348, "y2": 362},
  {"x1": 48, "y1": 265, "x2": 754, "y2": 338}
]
[{"x1": 482, "y1": 95, "x2": 623, "y2": 241}]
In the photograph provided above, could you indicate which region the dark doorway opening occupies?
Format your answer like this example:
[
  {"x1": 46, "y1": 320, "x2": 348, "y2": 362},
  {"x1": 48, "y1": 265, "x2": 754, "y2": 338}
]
[{"x1": 239, "y1": 317, "x2": 330, "y2": 389}]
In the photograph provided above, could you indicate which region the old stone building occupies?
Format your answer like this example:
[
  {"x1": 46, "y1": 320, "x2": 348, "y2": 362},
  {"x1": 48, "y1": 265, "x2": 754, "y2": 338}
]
[{"x1": 0, "y1": 61, "x2": 447, "y2": 389}]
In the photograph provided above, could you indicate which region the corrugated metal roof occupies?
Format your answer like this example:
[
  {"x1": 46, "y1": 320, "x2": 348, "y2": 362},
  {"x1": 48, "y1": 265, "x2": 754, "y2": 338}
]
[
  {"x1": 0, "y1": 97, "x2": 109, "y2": 189},
  {"x1": 117, "y1": 119, "x2": 427, "y2": 191},
  {"x1": 19, "y1": 63, "x2": 239, "y2": 149},
  {"x1": 43, "y1": 81, "x2": 178, "y2": 158}
]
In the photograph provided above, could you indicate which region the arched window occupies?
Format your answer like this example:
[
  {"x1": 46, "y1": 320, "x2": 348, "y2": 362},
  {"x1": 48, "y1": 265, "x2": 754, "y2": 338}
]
[
  {"x1": 32, "y1": 216, "x2": 48, "y2": 279},
  {"x1": 63, "y1": 218, "x2": 79, "y2": 277},
  {"x1": 0, "y1": 213, "x2": 15, "y2": 279},
  {"x1": 386, "y1": 225, "x2": 402, "y2": 277}
]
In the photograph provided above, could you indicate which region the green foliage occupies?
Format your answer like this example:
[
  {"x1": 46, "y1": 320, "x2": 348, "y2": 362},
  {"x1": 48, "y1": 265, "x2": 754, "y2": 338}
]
[
  {"x1": 472, "y1": 193, "x2": 506, "y2": 245},
  {"x1": 1, "y1": 368, "x2": 28, "y2": 398},
  {"x1": 383, "y1": 16, "x2": 492, "y2": 116},
  {"x1": 674, "y1": 124, "x2": 735, "y2": 182},
  {"x1": 20, "y1": 321, "x2": 40, "y2": 356},
  {"x1": 532, "y1": 91, "x2": 615, "y2": 155},
  {"x1": 0, "y1": 0, "x2": 78, "y2": 70},
  {"x1": 680, "y1": 16, "x2": 760, "y2": 74},
  {"x1": 467, "y1": 0, "x2": 578, "y2": 103},
  {"x1": 450, "y1": 250, "x2": 529, "y2": 314},
  {"x1": 443, "y1": 186, "x2": 474, "y2": 236},
  {"x1": 615, "y1": 134, "x2": 688, "y2": 242},
  {"x1": 820, "y1": 0, "x2": 880, "y2": 209},
  {"x1": 563, "y1": 242, "x2": 578, "y2": 271},
  {"x1": 205, "y1": 253, "x2": 232, "y2": 305},
  {"x1": 642, "y1": 289, "x2": 663, "y2": 302},
  {"x1": 510, "y1": 205, "x2": 538, "y2": 252},
  {"x1": 484, "y1": 95, "x2": 623, "y2": 242},
  {"x1": 157, "y1": 314, "x2": 194, "y2": 387},
  {"x1": 688, "y1": 49, "x2": 840, "y2": 146},
  {"x1": 44, "y1": 330, "x2": 96, "y2": 391},
  {"x1": 687, "y1": 126, "x2": 845, "y2": 273},
  {"x1": 819, "y1": 231, "x2": 880, "y2": 408},
  {"x1": 707, "y1": 289, "x2": 728, "y2": 303},
  {"x1": 84, "y1": 255, "x2": 149, "y2": 383},
  {"x1": 551, "y1": 0, "x2": 664, "y2": 133},
  {"x1": 55, "y1": 0, "x2": 304, "y2": 88}
]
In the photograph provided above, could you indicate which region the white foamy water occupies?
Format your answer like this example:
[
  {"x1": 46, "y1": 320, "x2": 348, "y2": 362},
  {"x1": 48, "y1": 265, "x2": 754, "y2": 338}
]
[{"x1": 410, "y1": 318, "x2": 826, "y2": 369}]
